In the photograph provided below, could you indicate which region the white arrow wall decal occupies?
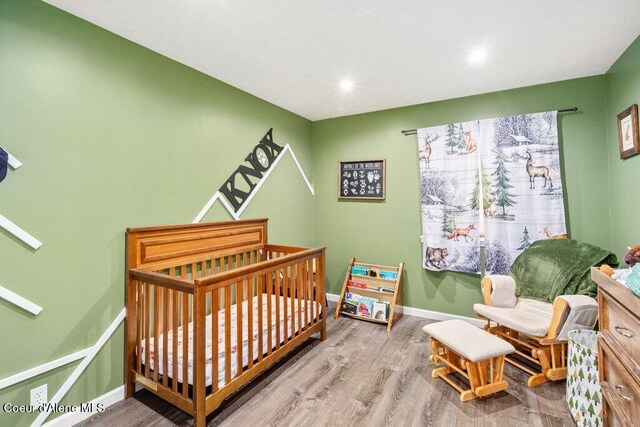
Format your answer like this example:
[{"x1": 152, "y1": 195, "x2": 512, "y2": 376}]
[
  {"x1": 0, "y1": 284, "x2": 43, "y2": 316},
  {"x1": 6, "y1": 150, "x2": 22, "y2": 169}
]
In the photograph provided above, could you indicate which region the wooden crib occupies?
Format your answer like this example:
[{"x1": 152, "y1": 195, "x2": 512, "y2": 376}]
[{"x1": 124, "y1": 219, "x2": 326, "y2": 426}]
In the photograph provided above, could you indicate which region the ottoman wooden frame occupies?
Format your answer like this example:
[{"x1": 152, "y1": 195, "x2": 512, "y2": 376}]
[{"x1": 424, "y1": 319, "x2": 514, "y2": 402}]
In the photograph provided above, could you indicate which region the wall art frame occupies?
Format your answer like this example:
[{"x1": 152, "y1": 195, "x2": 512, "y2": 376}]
[
  {"x1": 617, "y1": 104, "x2": 639, "y2": 159},
  {"x1": 338, "y1": 159, "x2": 386, "y2": 200}
]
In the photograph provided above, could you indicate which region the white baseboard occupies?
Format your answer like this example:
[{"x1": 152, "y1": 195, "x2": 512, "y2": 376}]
[
  {"x1": 42, "y1": 385, "x2": 124, "y2": 427},
  {"x1": 326, "y1": 293, "x2": 484, "y2": 327}
]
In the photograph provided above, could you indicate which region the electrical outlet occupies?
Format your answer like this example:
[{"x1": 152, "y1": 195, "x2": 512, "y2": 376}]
[{"x1": 30, "y1": 384, "x2": 47, "y2": 408}]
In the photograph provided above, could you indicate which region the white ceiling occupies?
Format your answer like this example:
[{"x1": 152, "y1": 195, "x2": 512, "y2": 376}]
[{"x1": 43, "y1": 0, "x2": 640, "y2": 121}]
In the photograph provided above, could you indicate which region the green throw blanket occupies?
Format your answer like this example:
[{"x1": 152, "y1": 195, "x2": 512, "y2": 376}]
[{"x1": 510, "y1": 239, "x2": 618, "y2": 303}]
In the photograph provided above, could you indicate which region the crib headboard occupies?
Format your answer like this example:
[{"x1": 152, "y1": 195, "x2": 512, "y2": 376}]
[{"x1": 126, "y1": 218, "x2": 268, "y2": 271}]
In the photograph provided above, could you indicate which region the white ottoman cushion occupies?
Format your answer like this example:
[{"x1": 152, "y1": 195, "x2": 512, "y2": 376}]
[{"x1": 422, "y1": 319, "x2": 515, "y2": 362}]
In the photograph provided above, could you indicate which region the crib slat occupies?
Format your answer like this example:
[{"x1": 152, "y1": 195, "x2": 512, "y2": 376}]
[
  {"x1": 191, "y1": 263, "x2": 197, "y2": 323},
  {"x1": 297, "y1": 262, "x2": 303, "y2": 334},
  {"x1": 211, "y1": 290, "x2": 219, "y2": 392},
  {"x1": 258, "y1": 276, "x2": 264, "y2": 361},
  {"x1": 266, "y1": 270, "x2": 273, "y2": 356},
  {"x1": 178, "y1": 266, "x2": 188, "y2": 397},
  {"x1": 243, "y1": 252, "x2": 249, "y2": 297},
  {"x1": 303, "y1": 261, "x2": 308, "y2": 330},
  {"x1": 136, "y1": 281, "x2": 142, "y2": 374},
  {"x1": 308, "y1": 260, "x2": 313, "y2": 325},
  {"x1": 315, "y1": 257, "x2": 325, "y2": 322},
  {"x1": 292, "y1": 265, "x2": 297, "y2": 336},
  {"x1": 162, "y1": 289, "x2": 169, "y2": 388},
  {"x1": 253, "y1": 252, "x2": 262, "y2": 363},
  {"x1": 283, "y1": 266, "x2": 289, "y2": 345},
  {"x1": 238, "y1": 252, "x2": 253, "y2": 368},
  {"x1": 275, "y1": 268, "x2": 281, "y2": 350},
  {"x1": 236, "y1": 282, "x2": 243, "y2": 377},
  {"x1": 144, "y1": 283, "x2": 150, "y2": 378},
  {"x1": 153, "y1": 286, "x2": 161, "y2": 383},
  {"x1": 172, "y1": 288, "x2": 179, "y2": 393},
  {"x1": 314, "y1": 258, "x2": 319, "y2": 322},
  {"x1": 310, "y1": 259, "x2": 315, "y2": 324},
  {"x1": 247, "y1": 279, "x2": 254, "y2": 369},
  {"x1": 225, "y1": 286, "x2": 231, "y2": 385},
  {"x1": 182, "y1": 292, "x2": 189, "y2": 398},
  {"x1": 310, "y1": 259, "x2": 316, "y2": 323}
]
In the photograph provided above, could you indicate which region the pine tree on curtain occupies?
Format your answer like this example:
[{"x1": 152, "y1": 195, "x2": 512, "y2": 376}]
[{"x1": 418, "y1": 111, "x2": 567, "y2": 275}]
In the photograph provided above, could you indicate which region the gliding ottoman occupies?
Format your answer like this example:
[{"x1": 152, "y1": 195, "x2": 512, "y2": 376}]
[{"x1": 423, "y1": 319, "x2": 515, "y2": 401}]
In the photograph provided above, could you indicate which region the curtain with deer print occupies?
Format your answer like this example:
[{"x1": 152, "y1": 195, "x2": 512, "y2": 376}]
[
  {"x1": 417, "y1": 111, "x2": 567, "y2": 275},
  {"x1": 418, "y1": 122, "x2": 481, "y2": 274}
]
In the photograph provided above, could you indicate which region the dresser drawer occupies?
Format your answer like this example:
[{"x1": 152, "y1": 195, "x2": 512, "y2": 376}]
[
  {"x1": 599, "y1": 289, "x2": 640, "y2": 368},
  {"x1": 599, "y1": 337, "x2": 640, "y2": 423},
  {"x1": 602, "y1": 394, "x2": 628, "y2": 427}
]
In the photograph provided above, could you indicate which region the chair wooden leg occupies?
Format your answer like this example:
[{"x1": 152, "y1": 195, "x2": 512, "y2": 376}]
[
  {"x1": 536, "y1": 348, "x2": 551, "y2": 373},
  {"x1": 460, "y1": 390, "x2": 477, "y2": 402},
  {"x1": 487, "y1": 325, "x2": 569, "y2": 387},
  {"x1": 546, "y1": 343, "x2": 568, "y2": 380},
  {"x1": 527, "y1": 373, "x2": 549, "y2": 387}
]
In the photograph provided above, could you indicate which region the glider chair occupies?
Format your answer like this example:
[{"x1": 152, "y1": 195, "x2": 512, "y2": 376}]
[{"x1": 473, "y1": 275, "x2": 598, "y2": 387}]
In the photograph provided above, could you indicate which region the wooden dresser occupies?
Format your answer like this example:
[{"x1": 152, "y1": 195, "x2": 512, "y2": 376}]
[{"x1": 592, "y1": 268, "x2": 640, "y2": 427}]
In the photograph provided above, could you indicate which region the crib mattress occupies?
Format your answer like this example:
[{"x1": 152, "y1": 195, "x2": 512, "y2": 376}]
[{"x1": 140, "y1": 294, "x2": 322, "y2": 388}]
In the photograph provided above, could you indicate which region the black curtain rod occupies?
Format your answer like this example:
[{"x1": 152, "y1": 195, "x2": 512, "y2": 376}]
[{"x1": 401, "y1": 107, "x2": 578, "y2": 135}]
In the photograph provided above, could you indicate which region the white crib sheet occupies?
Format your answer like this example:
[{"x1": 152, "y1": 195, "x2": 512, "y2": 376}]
[{"x1": 140, "y1": 294, "x2": 322, "y2": 388}]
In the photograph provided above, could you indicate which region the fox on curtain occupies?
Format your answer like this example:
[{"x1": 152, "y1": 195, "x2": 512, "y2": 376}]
[{"x1": 418, "y1": 111, "x2": 567, "y2": 275}]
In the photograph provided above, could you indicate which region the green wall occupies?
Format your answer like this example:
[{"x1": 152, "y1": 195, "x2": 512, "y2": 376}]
[
  {"x1": 2, "y1": 0, "x2": 637, "y2": 424},
  {"x1": 311, "y1": 76, "x2": 611, "y2": 317},
  {"x1": 0, "y1": 1, "x2": 312, "y2": 425},
  {"x1": 605, "y1": 36, "x2": 640, "y2": 260}
]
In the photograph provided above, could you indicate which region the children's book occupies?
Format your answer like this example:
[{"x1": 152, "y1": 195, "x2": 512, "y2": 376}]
[
  {"x1": 379, "y1": 270, "x2": 398, "y2": 280},
  {"x1": 372, "y1": 302, "x2": 389, "y2": 321},
  {"x1": 347, "y1": 280, "x2": 367, "y2": 289},
  {"x1": 356, "y1": 296, "x2": 378, "y2": 318},
  {"x1": 341, "y1": 300, "x2": 358, "y2": 315},
  {"x1": 351, "y1": 266, "x2": 367, "y2": 276},
  {"x1": 345, "y1": 292, "x2": 361, "y2": 302}
]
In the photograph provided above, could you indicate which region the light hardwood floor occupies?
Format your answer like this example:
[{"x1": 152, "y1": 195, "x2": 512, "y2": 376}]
[{"x1": 78, "y1": 304, "x2": 574, "y2": 426}]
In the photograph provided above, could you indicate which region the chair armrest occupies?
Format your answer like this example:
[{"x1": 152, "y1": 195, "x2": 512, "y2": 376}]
[
  {"x1": 549, "y1": 295, "x2": 598, "y2": 341},
  {"x1": 481, "y1": 275, "x2": 517, "y2": 307},
  {"x1": 556, "y1": 294, "x2": 598, "y2": 309}
]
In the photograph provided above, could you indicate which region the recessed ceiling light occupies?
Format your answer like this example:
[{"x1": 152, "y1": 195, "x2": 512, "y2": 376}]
[
  {"x1": 340, "y1": 79, "x2": 353, "y2": 91},
  {"x1": 469, "y1": 48, "x2": 487, "y2": 64}
]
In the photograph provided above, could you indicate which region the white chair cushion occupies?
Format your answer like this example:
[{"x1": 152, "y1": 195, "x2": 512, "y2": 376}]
[
  {"x1": 515, "y1": 298, "x2": 554, "y2": 319},
  {"x1": 422, "y1": 319, "x2": 514, "y2": 362},
  {"x1": 486, "y1": 275, "x2": 517, "y2": 308},
  {"x1": 473, "y1": 303, "x2": 551, "y2": 337}
]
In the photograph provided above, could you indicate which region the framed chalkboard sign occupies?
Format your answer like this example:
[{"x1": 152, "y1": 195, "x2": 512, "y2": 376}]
[{"x1": 338, "y1": 159, "x2": 386, "y2": 200}]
